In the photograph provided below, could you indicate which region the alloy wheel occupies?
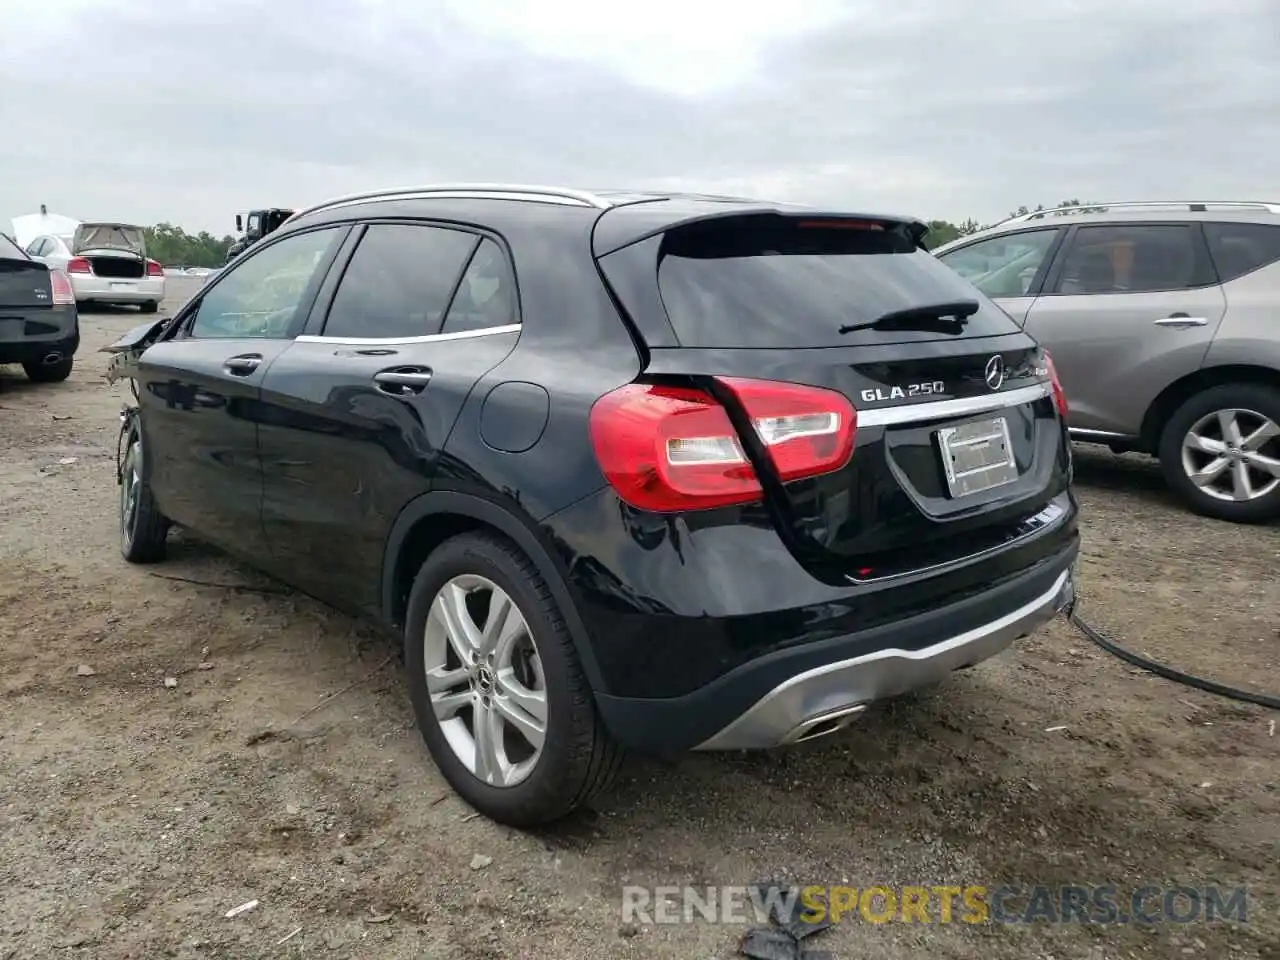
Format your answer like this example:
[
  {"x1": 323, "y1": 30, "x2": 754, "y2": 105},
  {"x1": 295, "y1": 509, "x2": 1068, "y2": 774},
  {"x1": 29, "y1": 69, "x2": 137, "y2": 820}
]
[
  {"x1": 423, "y1": 574, "x2": 548, "y2": 788},
  {"x1": 121, "y1": 441, "x2": 141, "y2": 547},
  {"x1": 1181, "y1": 408, "x2": 1280, "y2": 502}
]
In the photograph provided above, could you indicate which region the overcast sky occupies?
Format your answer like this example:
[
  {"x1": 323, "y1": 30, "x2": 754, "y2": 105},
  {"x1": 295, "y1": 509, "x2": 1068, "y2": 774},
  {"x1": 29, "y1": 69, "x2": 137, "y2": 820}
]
[{"x1": 2, "y1": 0, "x2": 1276, "y2": 237}]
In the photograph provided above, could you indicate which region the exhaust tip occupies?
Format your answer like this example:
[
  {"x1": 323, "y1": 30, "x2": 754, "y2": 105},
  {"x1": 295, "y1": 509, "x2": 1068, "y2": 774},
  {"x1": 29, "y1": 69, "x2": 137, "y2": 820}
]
[
  {"x1": 42, "y1": 352, "x2": 62, "y2": 364},
  {"x1": 780, "y1": 703, "x2": 868, "y2": 745}
]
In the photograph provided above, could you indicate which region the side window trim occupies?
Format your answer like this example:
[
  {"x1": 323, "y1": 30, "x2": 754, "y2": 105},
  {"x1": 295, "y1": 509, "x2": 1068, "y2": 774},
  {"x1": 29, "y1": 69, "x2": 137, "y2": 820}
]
[
  {"x1": 437, "y1": 234, "x2": 485, "y2": 332},
  {"x1": 169, "y1": 224, "x2": 350, "y2": 342},
  {"x1": 302, "y1": 217, "x2": 522, "y2": 345}
]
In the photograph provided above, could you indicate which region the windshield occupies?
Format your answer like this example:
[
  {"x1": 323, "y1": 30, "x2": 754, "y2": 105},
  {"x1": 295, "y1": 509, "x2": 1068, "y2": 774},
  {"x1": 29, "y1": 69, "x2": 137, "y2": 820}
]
[{"x1": 655, "y1": 215, "x2": 1022, "y2": 348}]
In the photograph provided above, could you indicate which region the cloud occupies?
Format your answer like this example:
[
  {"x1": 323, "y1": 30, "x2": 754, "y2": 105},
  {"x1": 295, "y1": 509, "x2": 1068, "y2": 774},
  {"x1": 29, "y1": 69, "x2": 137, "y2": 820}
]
[{"x1": 2, "y1": 0, "x2": 1276, "y2": 235}]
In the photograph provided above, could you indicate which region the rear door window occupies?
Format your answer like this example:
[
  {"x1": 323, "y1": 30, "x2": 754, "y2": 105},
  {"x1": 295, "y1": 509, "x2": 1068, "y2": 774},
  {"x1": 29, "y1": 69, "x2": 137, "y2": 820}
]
[
  {"x1": 654, "y1": 215, "x2": 1022, "y2": 348},
  {"x1": 440, "y1": 238, "x2": 517, "y2": 334},
  {"x1": 1204, "y1": 222, "x2": 1280, "y2": 282},
  {"x1": 1049, "y1": 224, "x2": 1201, "y2": 295},
  {"x1": 323, "y1": 223, "x2": 479, "y2": 340}
]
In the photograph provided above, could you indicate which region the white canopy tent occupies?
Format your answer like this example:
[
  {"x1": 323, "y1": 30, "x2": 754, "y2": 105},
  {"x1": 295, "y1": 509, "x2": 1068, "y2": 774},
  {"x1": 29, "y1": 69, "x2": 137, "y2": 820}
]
[{"x1": 10, "y1": 208, "x2": 81, "y2": 250}]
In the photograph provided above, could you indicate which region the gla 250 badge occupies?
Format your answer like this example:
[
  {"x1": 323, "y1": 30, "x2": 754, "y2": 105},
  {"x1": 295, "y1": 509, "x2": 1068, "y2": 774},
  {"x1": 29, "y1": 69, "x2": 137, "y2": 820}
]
[{"x1": 860, "y1": 381, "x2": 945, "y2": 404}]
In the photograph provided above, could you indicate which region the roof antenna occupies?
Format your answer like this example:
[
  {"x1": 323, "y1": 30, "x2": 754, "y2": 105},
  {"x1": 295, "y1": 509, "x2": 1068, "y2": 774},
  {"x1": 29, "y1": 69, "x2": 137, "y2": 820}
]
[{"x1": 40, "y1": 204, "x2": 48, "y2": 216}]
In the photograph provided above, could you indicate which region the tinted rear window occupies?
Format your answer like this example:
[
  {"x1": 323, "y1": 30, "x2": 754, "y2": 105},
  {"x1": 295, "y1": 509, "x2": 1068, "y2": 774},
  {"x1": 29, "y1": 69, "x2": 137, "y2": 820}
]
[
  {"x1": 655, "y1": 216, "x2": 1021, "y2": 348},
  {"x1": 1204, "y1": 221, "x2": 1280, "y2": 282}
]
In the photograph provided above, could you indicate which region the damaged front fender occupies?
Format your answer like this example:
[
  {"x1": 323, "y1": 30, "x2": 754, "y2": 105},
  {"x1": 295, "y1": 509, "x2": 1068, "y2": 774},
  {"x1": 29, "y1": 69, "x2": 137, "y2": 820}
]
[{"x1": 101, "y1": 316, "x2": 172, "y2": 385}]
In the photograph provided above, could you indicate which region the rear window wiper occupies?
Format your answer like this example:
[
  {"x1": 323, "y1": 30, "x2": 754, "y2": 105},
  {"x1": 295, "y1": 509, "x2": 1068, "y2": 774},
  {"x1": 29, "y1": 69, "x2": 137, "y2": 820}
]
[{"x1": 839, "y1": 299, "x2": 980, "y2": 335}]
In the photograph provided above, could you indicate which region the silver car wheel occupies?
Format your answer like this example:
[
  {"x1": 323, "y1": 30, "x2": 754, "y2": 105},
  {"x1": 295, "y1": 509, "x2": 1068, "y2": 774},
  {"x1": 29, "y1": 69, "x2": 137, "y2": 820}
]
[
  {"x1": 121, "y1": 440, "x2": 141, "y2": 547},
  {"x1": 423, "y1": 574, "x2": 548, "y2": 788},
  {"x1": 1181, "y1": 407, "x2": 1280, "y2": 502}
]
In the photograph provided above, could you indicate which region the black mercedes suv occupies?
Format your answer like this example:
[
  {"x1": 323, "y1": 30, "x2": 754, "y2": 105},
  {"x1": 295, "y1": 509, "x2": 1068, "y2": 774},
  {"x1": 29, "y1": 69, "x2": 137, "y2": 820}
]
[{"x1": 105, "y1": 184, "x2": 1079, "y2": 826}]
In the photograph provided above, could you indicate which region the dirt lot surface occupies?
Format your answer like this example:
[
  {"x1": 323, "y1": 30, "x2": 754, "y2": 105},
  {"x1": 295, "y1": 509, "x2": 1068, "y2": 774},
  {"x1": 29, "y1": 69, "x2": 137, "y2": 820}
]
[{"x1": 2, "y1": 280, "x2": 1277, "y2": 960}]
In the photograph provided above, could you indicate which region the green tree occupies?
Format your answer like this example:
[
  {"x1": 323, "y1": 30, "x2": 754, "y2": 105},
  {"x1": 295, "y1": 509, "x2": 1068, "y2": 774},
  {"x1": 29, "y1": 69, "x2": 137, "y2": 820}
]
[{"x1": 143, "y1": 222, "x2": 235, "y2": 268}]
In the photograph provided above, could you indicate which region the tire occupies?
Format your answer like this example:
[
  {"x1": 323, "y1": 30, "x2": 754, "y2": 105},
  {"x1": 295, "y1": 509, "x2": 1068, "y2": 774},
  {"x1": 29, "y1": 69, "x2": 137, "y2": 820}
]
[
  {"x1": 1157, "y1": 383, "x2": 1280, "y2": 524},
  {"x1": 403, "y1": 531, "x2": 623, "y2": 827},
  {"x1": 140, "y1": 300, "x2": 159, "y2": 314},
  {"x1": 22, "y1": 357, "x2": 73, "y2": 383},
  {"x1": 119, "y1": 426, "x2": 169, "y2": 563}
]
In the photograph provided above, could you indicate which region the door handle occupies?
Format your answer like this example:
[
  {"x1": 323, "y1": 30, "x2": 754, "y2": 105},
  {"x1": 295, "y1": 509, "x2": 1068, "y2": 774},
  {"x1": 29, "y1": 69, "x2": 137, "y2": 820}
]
[
  {"x1": 222, "y1": 354, "x2": 263, "y2": 375},
  {"x1": 1153, "y1": 314, "x2": 1208, "y2": 328},
  {"x1": 373, "y1": 367, "x2": 433, "y2": 396}
]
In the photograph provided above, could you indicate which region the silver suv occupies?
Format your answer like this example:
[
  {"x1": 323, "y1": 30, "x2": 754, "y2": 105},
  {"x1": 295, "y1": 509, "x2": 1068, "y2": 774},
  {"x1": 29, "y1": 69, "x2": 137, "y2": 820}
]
[{"x1": 932, "y1": 201, "x2": 1280, "y2": 524}]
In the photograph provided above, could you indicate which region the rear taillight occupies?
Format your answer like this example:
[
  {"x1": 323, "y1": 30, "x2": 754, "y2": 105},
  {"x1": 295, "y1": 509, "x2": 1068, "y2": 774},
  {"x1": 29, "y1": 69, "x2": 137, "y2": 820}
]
[
  {"x1": 49, "y1": 269, "x2": 75, "y2": 305},
  {"x1": 588, "y1": 378, "x2": 856, "y2": 512},
  {"x1": 66, "y1": 257, "x2": 92, "y2": 275},
  {"x1": 1043, "y1": 351, "x2": 1068, "y2": 419},
  {"x1": 146, "y1": 259, "x2": 163, "y2": 277}
]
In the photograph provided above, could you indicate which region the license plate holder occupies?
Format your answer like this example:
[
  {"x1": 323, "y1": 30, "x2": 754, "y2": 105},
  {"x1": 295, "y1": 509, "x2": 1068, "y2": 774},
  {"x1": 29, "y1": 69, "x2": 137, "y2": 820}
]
[
  {"x1": 0, "y1": 318, "x2": 23, "y2": 339},
  {"x1": 937, "y1": 415, "x2": 1018, "y2": 497},
  {"x1": 110, "y1": 281, "x2": 136, "y2": 289}
]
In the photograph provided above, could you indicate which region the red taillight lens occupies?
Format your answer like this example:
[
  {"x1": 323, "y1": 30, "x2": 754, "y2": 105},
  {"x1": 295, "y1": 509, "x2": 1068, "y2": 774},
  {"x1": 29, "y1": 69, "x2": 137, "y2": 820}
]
[
  {"x1": 66, "y1": 257, "x2": 92, "y2": 275},
  {"x1": 1043, "y1": 351, "x2": 1068, "y2": 418},
  {"x1": 49, "y1": 269, "x2": 75, "y2": 305},
  {"x1": 146, "y1": 259, "x2": 163, "y2": 277},
  {"x1": 588, "y1": 378, "x2": 856, "y2": 512}
]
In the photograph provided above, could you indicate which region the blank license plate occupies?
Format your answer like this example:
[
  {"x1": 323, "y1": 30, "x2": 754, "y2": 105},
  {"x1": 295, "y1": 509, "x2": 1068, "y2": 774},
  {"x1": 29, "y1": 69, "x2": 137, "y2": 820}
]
[
  {"x1": 937, "y1": 416, "x2": 1018, "y2": 497},
  {"x1": 110, "y1": 282, "x2": 136, "y2": 289}
]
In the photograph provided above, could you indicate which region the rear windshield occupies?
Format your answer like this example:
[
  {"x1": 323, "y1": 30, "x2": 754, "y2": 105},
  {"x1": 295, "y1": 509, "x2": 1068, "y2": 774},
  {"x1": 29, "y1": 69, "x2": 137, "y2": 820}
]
[{"x1": 655, "y1": 215, "x2": 1022, "y2": 348}]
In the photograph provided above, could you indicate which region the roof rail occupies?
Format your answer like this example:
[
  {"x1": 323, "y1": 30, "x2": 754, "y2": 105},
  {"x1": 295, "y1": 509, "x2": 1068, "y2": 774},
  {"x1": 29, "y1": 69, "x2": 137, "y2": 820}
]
[
  {"x1": 286, "y1": 183, "x2": 613, "y2": 224},
  {"x1": 1008, "y1": 200, "x2": 1280, "y2": 223}
]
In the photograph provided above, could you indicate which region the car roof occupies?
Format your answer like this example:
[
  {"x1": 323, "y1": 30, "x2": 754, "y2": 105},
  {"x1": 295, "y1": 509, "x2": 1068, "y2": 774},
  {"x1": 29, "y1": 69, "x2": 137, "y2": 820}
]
[
  {"x1": 934, "y1": 202, "x2": 1280, "y2": 252},
  {"x1": 283, "y1": 183, "x2": 930, "y2": 257}
]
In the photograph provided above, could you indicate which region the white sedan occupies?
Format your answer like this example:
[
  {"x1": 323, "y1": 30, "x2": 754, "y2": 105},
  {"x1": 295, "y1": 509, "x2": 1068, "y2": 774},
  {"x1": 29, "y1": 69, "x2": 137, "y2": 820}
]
[{"x1": 24, "y1": 223, "x2": 166, "y2": 313}]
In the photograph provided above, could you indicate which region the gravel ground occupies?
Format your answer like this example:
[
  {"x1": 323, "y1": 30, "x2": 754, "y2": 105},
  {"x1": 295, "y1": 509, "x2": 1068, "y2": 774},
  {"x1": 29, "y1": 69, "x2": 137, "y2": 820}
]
[{"x1": 1, "y1": 280, "x2": 1277, "y2": 960}]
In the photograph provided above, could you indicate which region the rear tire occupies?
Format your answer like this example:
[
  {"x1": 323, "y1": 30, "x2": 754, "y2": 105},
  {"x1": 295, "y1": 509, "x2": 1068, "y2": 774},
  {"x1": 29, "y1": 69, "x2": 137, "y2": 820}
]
[
  {"x1": 140, "y1": 300, "x2": 159, "y2": 314},
  {"x1": 403, "y1": 531, "x2": 623, "y2": 827},
  {"x1": 22, "y1": 358, "x2": 73, "y2": 383},
  {"x1": 1158, "y1": 383, "x2": 1280, "y2": 524},
  {"x1": 120, "y1": 426, "x2": 169, "y2": 563}
]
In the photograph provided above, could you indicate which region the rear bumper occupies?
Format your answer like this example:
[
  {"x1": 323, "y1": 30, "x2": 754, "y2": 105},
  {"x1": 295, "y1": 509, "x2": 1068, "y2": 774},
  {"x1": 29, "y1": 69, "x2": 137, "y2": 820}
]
[
  {"x1": 71, "y1": 275, "x2": 165, "y2": 303},
  {"x1": 695, "y1": 563, "x2": 1074, "y2": 749},
  {"x1": 546, "y1": 480, "x2": 1081, "y2": 754},
  {"x1": 0, "y1": 330, "x2": 80, "y2": 365},
  {"x1": 592, "y1": 541, "x2": 1077, "y2": 753},
  {"x1": 0, "y1": 308, "x2": 79, "y2": 364}
]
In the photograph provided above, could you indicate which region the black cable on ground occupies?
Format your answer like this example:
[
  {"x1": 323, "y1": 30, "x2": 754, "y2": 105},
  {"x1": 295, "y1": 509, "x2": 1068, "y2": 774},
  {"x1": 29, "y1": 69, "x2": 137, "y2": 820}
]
[{"x1": 1069, "y1": 609, "x2": 1280, "y2": 711}]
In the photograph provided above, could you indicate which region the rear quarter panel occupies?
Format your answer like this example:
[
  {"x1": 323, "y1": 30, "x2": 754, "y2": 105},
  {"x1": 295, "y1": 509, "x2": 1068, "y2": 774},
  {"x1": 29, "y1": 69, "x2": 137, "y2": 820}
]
[
  {"x1": 435, "y1": 202, "x2": 644, "y2": 521},
  {"x1": 1208, "y1": 260, "x2": 1280, "y2": 369}
]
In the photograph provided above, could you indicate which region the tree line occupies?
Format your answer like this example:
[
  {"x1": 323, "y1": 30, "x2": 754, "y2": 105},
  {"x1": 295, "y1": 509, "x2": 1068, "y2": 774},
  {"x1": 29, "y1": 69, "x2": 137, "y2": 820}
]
[
  {"x1": 141, "y1": 199, "x2": 1102, "y2": 266},
  {"x1": 143, "y1": 222, "x2": 236, "y2": 268}
]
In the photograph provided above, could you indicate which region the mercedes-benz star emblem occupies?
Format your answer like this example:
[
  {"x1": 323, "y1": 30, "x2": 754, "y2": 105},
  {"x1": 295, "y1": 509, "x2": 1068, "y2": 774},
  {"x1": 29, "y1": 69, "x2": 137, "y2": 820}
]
[{"x1": 984, "y1": 355, "x2": 1005, "y2": 391}]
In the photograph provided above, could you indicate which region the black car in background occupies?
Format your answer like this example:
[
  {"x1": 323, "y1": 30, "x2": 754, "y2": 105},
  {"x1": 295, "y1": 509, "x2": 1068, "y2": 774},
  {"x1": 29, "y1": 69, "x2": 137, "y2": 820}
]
[
  {"x1": 106, "y1": 184, "x2": 1079, "y2": 826},
  {"x1": 0, "y1": 231, "x2": 79, "y2": 383}
]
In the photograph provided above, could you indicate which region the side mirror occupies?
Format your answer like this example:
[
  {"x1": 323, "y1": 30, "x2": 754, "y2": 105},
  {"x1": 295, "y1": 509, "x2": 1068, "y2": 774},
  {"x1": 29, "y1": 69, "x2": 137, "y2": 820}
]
[{"x1": 235, "y1": 214, "x2": 243, "y2": 232}]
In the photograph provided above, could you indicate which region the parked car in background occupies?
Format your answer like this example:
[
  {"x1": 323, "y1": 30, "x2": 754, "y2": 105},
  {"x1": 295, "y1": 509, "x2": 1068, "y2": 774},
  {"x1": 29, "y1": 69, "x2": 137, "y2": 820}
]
[
  {"x1": 932, "y1": 201, "x2": 1280, "y2": 523},
  {"x1": 105, "y1": 184, "x2": 1078, "y2": 826},
  {"x1": 25, "y1": 222, "x2": 165, "y2": 313},
  {"x1": 0, "y1": 231, "x2": 79, "y2": 382}
]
